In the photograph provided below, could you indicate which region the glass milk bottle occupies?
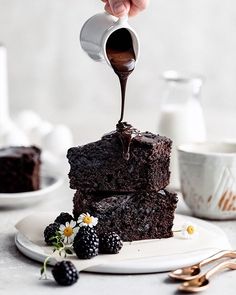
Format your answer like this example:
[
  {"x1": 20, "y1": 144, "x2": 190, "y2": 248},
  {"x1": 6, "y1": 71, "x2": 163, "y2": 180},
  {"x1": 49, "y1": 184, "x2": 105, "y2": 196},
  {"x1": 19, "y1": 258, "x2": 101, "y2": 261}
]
[{"x1": 157, "y1": 71, "x2": 207, "y2": 189}]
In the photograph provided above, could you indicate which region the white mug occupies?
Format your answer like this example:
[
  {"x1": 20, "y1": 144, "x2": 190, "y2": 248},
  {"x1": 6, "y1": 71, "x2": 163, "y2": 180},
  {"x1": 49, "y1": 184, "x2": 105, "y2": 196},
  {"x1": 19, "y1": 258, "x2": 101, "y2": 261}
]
[
  {"x1": 80, "y1": 12, "x2": 140, "y2": 66},
  {"x1": 178, "y1": 142, "x2": 236, "y2": 220}
]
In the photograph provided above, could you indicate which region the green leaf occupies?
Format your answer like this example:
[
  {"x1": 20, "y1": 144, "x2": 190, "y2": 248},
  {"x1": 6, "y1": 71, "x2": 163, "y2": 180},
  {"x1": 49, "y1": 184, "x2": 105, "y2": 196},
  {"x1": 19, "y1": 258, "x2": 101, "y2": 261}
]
[
  {"x1": 58, "y1": 242, "x2": 64, "y2": 248},
  {"x1": 53, "y1": 244, "x2": 59, "y2": 250},
  {"x1": 65, "y1": 248, "x2": 74, "y2": 255},
  {"x1": 49, "y1": 236, "x2": 56, "y2": 241}
]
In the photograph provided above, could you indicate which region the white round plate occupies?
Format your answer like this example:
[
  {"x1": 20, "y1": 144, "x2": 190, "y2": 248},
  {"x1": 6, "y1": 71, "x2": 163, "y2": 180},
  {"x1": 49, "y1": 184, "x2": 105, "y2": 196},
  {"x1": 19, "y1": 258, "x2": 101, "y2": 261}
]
[
  {"x1": 0, "y1": 173, "x2": 63, "y2": 208},
  {"x1": 15, "y1": 213, "x2": 232, "y2": 274}
]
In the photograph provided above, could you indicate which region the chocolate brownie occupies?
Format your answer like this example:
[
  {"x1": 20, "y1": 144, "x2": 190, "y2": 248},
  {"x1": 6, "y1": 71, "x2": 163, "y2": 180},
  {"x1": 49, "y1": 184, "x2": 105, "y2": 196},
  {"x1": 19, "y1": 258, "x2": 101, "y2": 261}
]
[
  {"x1": 0, "y1": 146, "x2": 41, "y2": 193},
  {"x1": 73, "y1": 189, "x2": 178, "y2": 241},
  {"x1": 67, "y1": 131, "x2": 171, "y2": 192}
]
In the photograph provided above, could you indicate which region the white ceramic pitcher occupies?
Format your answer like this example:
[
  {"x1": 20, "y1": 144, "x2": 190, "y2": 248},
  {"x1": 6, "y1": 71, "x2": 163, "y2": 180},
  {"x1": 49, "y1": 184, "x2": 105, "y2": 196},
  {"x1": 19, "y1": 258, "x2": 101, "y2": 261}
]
[{"x1": 80, "y1": 12, "x2": 140, "y2": 66}]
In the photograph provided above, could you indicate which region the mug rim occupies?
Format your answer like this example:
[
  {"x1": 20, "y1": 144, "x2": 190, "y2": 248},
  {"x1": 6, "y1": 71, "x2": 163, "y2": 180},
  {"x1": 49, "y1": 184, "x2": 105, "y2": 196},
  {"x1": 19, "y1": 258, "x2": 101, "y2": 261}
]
[{"x1": 177, "y1": 142, "x2": 236, "y2": 156}]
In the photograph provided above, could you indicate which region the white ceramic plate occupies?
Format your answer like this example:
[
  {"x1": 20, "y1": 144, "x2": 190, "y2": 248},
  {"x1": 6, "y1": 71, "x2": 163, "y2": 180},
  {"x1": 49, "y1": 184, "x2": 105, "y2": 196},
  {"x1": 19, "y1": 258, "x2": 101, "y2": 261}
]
[
  {"x1": 0, "y1": 173, "x2": 63, "y2": 208},
  {"x1": 15, "y1": 213, "x2": 232, "y2": 274}
]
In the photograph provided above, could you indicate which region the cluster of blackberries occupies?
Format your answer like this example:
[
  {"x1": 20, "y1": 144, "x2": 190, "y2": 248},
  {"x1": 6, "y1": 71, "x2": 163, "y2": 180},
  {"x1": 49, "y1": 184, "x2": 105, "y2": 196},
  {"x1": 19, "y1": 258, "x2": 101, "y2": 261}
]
[
  {"x1": 44, "y1": 212, "x2": 123, "y2": 258},
  {"x1": 44, "y1": 212, "x2": 123, "y2": 286},
  {"x1": 73, "y1": 227, "x2": 123, "y2": 259}
]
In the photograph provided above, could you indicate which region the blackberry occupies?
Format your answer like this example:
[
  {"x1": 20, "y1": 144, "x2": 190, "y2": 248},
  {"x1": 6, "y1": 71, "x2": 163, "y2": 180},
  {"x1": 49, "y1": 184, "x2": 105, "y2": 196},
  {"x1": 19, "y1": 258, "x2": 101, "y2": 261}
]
[
  {"x1": 44, "y1": 222, "x2": 60, "y2": 245},
  {"x1": 73, "y1": 227, "x2": 99, "y2": 259},
  {"x1": 52, "y1": 261, "x2": 79, "y2": 286},
  {"x1": 99, "y1": 232, "x2": 123, "y2": 254},
  {"x1": 54, "y1": 212, "x2": 74, "y2": 225}
]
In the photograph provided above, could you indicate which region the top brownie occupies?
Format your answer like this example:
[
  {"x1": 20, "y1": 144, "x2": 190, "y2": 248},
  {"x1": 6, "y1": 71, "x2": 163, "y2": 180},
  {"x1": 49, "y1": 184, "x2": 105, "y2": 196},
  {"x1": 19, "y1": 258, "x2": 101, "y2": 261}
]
[{"x1": 67, "y1": 129, "x2": 172, "y2": 192}]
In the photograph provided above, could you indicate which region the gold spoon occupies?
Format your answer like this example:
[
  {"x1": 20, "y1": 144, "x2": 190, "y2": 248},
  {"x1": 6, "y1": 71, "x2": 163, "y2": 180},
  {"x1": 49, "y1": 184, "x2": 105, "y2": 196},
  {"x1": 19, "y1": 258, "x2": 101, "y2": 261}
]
[
  {"x1": 169, "y1": 250, "x2": 236, "y2": 281},
  {"x1": 178, "y1": 259, "x2": 236, "y2": 293}
]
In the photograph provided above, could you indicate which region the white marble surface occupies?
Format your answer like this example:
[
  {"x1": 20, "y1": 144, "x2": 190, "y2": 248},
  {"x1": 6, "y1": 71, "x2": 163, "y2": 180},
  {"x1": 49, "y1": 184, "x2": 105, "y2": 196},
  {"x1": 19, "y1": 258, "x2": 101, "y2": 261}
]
[
  {"x1": 0, "y1": 181, "x2": 236, "y2": 295},
  {"x1": 0, "y1": 1, "x2": 236, "y2": 293}
]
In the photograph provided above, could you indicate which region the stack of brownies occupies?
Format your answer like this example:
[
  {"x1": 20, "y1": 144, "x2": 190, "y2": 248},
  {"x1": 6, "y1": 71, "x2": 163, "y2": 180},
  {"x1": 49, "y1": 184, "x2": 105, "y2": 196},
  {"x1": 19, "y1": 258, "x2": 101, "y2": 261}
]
[{"x1": 67, "y1": 129, "x2": 178, "y2": 242}]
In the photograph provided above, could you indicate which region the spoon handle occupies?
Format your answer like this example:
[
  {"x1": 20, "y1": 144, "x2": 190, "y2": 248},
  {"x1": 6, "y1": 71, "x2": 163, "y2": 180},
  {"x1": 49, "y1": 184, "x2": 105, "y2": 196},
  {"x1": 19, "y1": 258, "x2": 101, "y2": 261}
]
[
  {"x1": 205, "y1": 259, "x2": 236, "y2": 280},
  {"x1": 199, "y1": 250, "x2": 236, "y2": 267}
]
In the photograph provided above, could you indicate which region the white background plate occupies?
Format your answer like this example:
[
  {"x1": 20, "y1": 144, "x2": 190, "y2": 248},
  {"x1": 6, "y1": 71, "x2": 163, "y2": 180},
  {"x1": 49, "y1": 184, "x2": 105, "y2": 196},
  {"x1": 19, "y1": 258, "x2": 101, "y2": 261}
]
[
  {"x1": 15, "y1": 213, "x2": 232, "y2": 274},
  {"x1": 0, "y1": 173, "x2": 63, "y2": 208}
]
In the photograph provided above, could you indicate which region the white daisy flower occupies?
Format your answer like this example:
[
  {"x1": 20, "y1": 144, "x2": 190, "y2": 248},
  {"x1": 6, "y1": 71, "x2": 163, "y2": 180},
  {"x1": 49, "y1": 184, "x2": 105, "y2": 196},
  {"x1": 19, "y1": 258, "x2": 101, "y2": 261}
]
[
  {"x1": 77, "y1": 212, "x2": 98, "y2": 228},
  {"x1": 180, "y1": 222, "x2": 197, "y2": 239},
  {"x1": 59, "y1": 220, "x2": 79, "y2": 244}
]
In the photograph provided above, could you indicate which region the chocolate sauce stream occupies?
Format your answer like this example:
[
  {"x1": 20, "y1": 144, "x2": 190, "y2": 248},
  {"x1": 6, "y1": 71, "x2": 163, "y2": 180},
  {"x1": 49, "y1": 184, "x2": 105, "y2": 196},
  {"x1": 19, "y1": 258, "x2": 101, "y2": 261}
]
[
  {"x1": 118, "y1": 74, "x2": 127, "y2": 124},
  {"x1": 106, "y1": 29, "x2": 137, "y2": 160},
  {"x1": 106, "y1": 28, "x2": 136, "y2": 123}
]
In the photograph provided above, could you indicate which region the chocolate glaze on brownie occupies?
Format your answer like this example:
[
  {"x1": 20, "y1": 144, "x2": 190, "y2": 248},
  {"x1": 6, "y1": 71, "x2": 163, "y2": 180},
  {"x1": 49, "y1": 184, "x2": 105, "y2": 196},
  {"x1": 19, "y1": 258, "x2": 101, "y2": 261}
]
[
  {"x1": 0, "y1": 146, "x2": 41, "y2": 193},
  {"x1": 115, "y1": 122, "x2": 140, "y2": 160},
  {"x1": 67, "y1": 128, "x2": 171, "y2": 192},
  {"x1": 73, "y1": 189, "x2": 178, "y2": 241}
]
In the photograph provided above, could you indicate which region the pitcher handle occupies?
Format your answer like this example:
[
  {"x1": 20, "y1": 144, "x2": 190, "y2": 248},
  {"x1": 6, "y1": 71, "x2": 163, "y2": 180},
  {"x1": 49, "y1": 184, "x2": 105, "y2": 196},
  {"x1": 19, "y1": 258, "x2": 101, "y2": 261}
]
[{"x1": 116, "y1": 14, "x2": 128, "y2": 25}]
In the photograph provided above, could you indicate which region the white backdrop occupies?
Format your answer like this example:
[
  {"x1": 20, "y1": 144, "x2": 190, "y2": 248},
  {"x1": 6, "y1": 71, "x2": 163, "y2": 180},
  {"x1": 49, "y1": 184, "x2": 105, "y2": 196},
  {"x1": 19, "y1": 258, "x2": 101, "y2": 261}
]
[{"x1": 0, "y1": 0, "x2": 236, "y2": 143}]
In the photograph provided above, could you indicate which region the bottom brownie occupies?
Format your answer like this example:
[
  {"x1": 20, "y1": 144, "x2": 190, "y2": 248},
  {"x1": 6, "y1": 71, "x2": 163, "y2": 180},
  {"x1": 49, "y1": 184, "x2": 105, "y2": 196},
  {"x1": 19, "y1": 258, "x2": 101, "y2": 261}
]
[{"x1": 73, "y1": 190, "x2": 178, "y2": 242}]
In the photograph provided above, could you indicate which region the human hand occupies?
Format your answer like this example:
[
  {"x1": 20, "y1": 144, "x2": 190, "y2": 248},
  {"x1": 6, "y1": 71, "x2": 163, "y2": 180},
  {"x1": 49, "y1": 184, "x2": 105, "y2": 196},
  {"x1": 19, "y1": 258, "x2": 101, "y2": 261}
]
[{"x1": 101, "y1": 0, "x2": 149, "y2": 17}]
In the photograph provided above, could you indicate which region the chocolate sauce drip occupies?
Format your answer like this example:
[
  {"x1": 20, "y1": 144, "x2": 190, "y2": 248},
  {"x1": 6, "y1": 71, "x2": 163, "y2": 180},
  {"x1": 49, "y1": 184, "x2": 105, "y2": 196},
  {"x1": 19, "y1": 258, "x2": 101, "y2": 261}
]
[
  {"x1": 106, "y1": 28, "x2": 136, "y2": 123},
  {"x1": 116, "y1": 122, "x2": 140, "y2": 160},
  {"x1": 102, "y1": 122, "x2": 140, "y2": 160}
]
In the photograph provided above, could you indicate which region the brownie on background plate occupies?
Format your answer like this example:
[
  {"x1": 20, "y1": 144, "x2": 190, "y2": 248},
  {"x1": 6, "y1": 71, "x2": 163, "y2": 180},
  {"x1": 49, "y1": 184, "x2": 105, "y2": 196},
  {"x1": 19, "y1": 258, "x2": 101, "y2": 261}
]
[
  {"x1": 67, "y1": 131, "x2": 172, "y2": 193},
  {"x1": 0, "y1": 146, "x2": 41, "y2": 193}
]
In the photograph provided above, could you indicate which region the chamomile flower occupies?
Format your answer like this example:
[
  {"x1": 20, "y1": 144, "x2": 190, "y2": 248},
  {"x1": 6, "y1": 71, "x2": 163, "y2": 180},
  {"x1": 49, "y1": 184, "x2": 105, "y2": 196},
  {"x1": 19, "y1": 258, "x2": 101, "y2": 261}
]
[
  {"x1": 173, "y1": 222, "x2": 198, "y2": 239},
  {"x1": 59, "y1": 220, "x2": 79, "y2": 244},
  {"x1": 180, "y1": 222, "x2": 197, "y2": 239},
  {"x1": 77, "y1": 212, "x2": 98, "y2": 228}
]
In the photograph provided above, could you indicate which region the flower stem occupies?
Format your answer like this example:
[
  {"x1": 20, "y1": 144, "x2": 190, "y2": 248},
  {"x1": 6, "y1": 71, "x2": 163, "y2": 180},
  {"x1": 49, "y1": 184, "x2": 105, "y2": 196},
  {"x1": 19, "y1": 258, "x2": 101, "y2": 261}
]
[{"x1": 40, "y1": 256, "x2": 51, "y2": 280}]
